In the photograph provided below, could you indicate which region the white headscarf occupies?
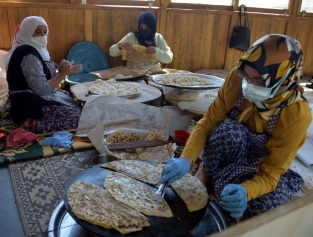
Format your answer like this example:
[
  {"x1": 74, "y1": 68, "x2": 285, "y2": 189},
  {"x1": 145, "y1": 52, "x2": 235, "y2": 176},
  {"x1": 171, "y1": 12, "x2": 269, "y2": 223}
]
[{"x1": 5, "y1": 16, "x2": 51, "y2": 70}]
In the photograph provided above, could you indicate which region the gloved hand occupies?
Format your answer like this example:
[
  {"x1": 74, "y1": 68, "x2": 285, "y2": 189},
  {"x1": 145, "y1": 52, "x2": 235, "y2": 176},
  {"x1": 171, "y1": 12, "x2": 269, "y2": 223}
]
[
  {"x1": 157, "y1": 158, "x2": 190, "y2": 184},
  {"x1": 220, "y1": 184, "x2": 248, "y2": 218}
]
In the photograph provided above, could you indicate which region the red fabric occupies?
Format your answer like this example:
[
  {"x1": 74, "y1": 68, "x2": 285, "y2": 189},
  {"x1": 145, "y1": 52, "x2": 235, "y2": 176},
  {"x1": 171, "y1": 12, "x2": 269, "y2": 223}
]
[{"x1": 6, "y1": 128, "x2": 40, "y2": 148}]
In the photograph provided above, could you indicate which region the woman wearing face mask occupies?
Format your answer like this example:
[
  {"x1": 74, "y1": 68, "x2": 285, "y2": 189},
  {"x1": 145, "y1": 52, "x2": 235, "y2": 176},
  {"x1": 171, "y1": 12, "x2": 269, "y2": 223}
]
[
  {"x1": 158, "y1": 34, "x2": 312, "y2": 219},
  {"x1": 5, "y1": 16, "x2": 83, "y2": 134},
  {"x1": 109, "y1": 12, "x2": 173, "y2": 71}
]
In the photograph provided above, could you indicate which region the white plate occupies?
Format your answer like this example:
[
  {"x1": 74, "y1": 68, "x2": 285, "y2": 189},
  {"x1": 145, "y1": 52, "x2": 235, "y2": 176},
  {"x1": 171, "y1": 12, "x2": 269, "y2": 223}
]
[
  {"x1": 89, "y1": 82, "x2": 142, "y2": 99},
  {"x1": 151, "y1": 73, "x2": 224, "y2": 90}
]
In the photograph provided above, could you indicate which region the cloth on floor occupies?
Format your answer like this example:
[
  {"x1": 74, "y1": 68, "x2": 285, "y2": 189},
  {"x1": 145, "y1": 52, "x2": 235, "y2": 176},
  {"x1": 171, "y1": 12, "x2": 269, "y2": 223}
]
[
  {"x1": 42, "y1": 132, "x2": 73, "y2": 148},
  {"x1": 6, "y1": 128, "x2": 40, "y2": 148},
  {"x1": 0, "y1": 113, "x2": 94, "y2": 164}
]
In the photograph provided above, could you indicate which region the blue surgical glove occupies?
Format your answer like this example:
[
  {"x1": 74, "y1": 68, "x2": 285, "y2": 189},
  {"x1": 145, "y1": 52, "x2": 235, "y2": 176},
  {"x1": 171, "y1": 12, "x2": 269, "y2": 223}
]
[
  {"x1": 42, "y1": 132, "x2": 73, "y2": 148},
  {"x1": 220, "y1": 184, "x2": 247, "y2": 218},
  {"x1": 157, "y1": 158, "x2": 190, "y2": 184}
]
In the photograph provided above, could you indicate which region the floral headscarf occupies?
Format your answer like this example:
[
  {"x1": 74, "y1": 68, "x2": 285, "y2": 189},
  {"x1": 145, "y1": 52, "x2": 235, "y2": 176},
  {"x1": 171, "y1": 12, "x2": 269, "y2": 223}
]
[
  {"x1": 237, "y1": 34, "x2": 305, "y2": 120},
  {"x1": 5, "y1": 16, "x2": 50, "y2": 70}
]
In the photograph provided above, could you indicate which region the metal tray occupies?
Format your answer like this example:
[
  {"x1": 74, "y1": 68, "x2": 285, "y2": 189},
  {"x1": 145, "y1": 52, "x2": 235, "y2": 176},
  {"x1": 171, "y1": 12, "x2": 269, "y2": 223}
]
[
  {"x1": 48, "y1": 200, "x2": 92, "y2": 237},
  {"x1": 48, "y1": 199, "x2": 228, "y2": 237},
  {"x1": 62, "y1": 165, "x2": 207, "y2": 237},
  {"x1": 113, "y1": 74, "x2": 147, "y2": 81},
  {"x1": 88, "y1": 83, "x2": 142, "y2": 99},
  {"x1": 151, "y1": 73, "x2": 224, "y2": 90}
]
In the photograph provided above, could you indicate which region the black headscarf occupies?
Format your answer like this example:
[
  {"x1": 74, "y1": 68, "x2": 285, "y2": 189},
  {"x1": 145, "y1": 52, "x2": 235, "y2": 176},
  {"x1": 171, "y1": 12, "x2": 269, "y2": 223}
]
[{"x1": 133, "y1": 12, "x2": 156, "y2": 47}]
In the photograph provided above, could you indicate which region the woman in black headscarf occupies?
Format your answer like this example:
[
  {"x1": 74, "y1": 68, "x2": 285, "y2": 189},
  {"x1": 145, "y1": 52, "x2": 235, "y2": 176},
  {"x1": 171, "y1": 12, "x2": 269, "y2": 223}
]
[{"x1": 109, "y1": 12, "x2": 173, "y2": 71}]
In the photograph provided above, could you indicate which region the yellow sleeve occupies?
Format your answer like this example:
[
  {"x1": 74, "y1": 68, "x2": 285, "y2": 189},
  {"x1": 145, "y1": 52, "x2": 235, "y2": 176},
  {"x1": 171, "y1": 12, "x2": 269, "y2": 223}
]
[
  {"x1": 242, "y1": 101, "x2": 312, "y2": 201},
  {"x1": 181, "y1": 68, "x2": 242, "y2": 162}
]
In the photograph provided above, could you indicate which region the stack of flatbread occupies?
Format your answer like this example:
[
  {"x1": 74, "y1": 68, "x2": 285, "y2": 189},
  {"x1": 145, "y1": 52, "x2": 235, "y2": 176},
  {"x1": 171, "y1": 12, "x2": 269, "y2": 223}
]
[
  {"x1": 106, "y1": 130, "x2": 141, "y2": 160},
  {"x1": 106, "y1": 130, "x2": 173, "y2": 162},
  {"x1": 67, "y1": 159, "x2": 208, "y2": 234},
  {"x1": 105, "y1": 172, "x2": 173, "y2": 217},
  {"x1": 67, "y1": 180, "x2": 150, "y2": 234},
  {"x1": 102, "y1": 160, "x2": 208, "y2": 212},
  {"x1": 121, "y1": 45, "x2": 156, "y2": 61},
  {"x1": 137, "y1": 131, "x2": 173, "y2": 163},
  {"x1": 101, "y1": 159, "x2": 164, "y2": 186}
]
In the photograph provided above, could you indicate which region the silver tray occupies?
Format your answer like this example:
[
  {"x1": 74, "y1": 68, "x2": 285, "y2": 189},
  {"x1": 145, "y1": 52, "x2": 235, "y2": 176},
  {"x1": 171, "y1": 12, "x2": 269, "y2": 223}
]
[
  {"x1": 48, "y1": 200, "x2": 92, "y2": 237},
  {"x1": 48, "y1": 200, "x2": 228, "y2": 237},
  {"x1": 151, "y1": 73, "x2": 224, "y2": 90},
  {"x1": 88, "y1": 83, "x2": 142, "y2": 99}
]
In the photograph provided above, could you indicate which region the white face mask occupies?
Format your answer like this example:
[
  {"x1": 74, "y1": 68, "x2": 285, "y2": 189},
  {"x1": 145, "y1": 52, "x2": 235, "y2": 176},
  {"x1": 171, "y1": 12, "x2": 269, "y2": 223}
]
[
  {"x1": 242, "y1": 79, "x2": 272, "y2": 102},
  {"x1": 241, "y1": 68, "x2": 291, "y2": 102},
  {"x1": 31, "y1": 36, "x2": 47, "y2": 49}
]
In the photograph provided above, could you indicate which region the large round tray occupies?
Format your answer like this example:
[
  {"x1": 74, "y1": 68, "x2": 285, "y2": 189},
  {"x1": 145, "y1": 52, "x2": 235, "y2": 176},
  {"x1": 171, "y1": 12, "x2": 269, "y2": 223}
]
[
  {"x1": 151, "y1": 73, "x2": 224, "y2": 90},
  {"x1": 48, "y1": 200, "x2": 228, "y2": 237},
  {"x1": 112, "y1": 74, "x2": 147, "y2": 81},
  {"x1": 67, "y1": 41, "x2": 109, "y2": 74},
  {"x1": 62, "y1": 164, "x2": 207, "y2": 237},
  {"x1": 89, "y1": 82, "x2": 142, "y2": 99}
]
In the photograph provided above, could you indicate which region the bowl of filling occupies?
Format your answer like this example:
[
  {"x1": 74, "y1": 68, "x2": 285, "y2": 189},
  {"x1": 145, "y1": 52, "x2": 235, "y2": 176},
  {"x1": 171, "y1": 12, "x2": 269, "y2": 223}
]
[{"x1": 163, "y1": 85, "x2": 203, "y2": 101}]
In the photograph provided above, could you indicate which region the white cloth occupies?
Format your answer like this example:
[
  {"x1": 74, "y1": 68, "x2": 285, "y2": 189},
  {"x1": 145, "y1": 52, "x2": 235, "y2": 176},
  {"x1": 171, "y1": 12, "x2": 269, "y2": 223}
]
[
  {"x1": 5, "y1": 16, "x2": 51, "y2": 70},
  {"x1": 109, "y1": 32, "x2": 173, "y2": 71}
]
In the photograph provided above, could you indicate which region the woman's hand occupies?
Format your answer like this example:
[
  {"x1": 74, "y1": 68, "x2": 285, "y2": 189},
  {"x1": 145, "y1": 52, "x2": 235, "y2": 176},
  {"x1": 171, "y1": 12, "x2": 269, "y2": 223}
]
[
  {"x1": 157, "y1": 157, "x2": 191, "y2": 184},
  {"x1": 220, "y1": 184, "x2": 248, "y2": 218},
  {"x1": 58, "y1": 60, "x2": 72, "y2": 76},
  {"x1": 118, "y1": 42, "x2": 133, "y2": 51},
  {"x1": 68, "y1": 60, "x2": 83, "y2": 75},
  {"x1": 146, "y1": 46, "x2": 156, "y2": 54}
]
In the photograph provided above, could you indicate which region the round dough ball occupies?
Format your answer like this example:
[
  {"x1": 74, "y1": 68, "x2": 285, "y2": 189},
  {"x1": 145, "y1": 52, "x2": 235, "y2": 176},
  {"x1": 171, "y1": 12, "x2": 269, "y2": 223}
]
[
  {"x1": 95, "y1": 79, "x2": 103, "y2": 84},
  {"x1": 109, "y1": 91, "x2": 117, "y2": 95}
]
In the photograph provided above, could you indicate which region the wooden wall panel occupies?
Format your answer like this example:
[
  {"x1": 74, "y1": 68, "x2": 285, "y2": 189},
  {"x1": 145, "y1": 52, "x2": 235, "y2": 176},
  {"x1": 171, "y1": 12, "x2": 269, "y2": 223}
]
[
  {"x1": 224, "y1": 16, "x2": 289, "y2": 70},
  {"x1": 0, "y1": 3, "x2": 312, "y2": 75},
  {"x1": 288, "y1": 19, "x2": 313, "y2": 75},
  {"x1": 46, "y1": 8, "x2": 85, "y2": 63},
  {"x1": 0, "y1": 8, "x2": 11, "y2": 50},
  {"x1": 165, "y1": 12, "x2": 231, "y2": 71}
]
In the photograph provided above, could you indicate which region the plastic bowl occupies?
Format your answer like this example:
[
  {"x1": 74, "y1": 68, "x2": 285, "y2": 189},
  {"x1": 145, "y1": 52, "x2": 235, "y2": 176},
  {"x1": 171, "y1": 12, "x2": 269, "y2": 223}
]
[
  {"x1": 174, "y1": 130, "x2": 190, "y2": 146},
  {"x1": 91, "y1": 154, "x2": 117, "y2": 166},
  {"x1": 163, "y1": 105, "x2": 193, "y2": 138},
  {"x1": 65, "y1": 74, "x2": 99, "y2": 87}
]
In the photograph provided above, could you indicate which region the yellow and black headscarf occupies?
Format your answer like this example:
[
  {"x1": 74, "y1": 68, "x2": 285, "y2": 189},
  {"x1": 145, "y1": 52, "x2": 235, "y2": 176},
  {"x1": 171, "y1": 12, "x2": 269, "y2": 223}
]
[{"x1": 237, "y1": 34, "x2": 305, "y2": 120}]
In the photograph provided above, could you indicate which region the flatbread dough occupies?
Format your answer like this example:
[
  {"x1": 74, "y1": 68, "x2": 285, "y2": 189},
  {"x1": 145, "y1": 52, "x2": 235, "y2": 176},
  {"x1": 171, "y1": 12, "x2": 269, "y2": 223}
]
[
  {"x1": 171, "y1": 173, "x2": 208, "y2": 212},
  {"x1": 137, "y1": 131, "x2": 173, "y2": 163},
  {"x1": 67, "y1": 180, "x2": 150, "y2": 234},
  {"x1": 121, "y1": 45, "x2": 156, "y2": 61},
  {"x1": 105, "y1": 172, "x2": 173, "y2": 217},
  {"x1": 100, "y1": 160, "x2": 163, "y2": 186}
]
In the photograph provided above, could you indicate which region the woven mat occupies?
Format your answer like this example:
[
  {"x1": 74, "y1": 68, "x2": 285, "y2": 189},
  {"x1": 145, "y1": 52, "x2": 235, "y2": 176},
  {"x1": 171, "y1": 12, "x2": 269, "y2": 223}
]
[
  {"x1": 9, "y1": 148, "x2": 201, "y2": 237},
  {"x1": 0, "y1": 115, "x2": 94, "y2": 165},
  {"x1": 9, "y1": 149, "x2": 99, "y2": 237}
]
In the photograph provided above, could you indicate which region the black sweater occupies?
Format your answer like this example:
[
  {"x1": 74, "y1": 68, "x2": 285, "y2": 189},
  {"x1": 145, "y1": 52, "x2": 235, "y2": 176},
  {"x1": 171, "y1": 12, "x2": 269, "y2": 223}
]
[{"x1": 7, "y1": 45, "x2": 61, "y2": 123}]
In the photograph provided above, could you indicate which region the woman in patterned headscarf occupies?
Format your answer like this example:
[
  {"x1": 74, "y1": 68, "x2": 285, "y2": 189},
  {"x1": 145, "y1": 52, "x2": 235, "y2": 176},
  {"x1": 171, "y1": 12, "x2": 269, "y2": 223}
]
[
  {"x1": 109, "y1": 12, "x2": 173, "y2": 71},
  {"x1": 158, "y1": 34, "x2": 312, "y2": 219},
  {"x1": 6, "y1": 16, "x2": 83, "y2": 133}
]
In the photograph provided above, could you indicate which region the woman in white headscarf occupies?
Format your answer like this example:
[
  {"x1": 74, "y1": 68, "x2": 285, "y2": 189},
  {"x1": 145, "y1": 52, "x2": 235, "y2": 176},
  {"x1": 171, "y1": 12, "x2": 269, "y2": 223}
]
[{"x1": 6, "y1": 16, "x2": 83, "y2": 134}]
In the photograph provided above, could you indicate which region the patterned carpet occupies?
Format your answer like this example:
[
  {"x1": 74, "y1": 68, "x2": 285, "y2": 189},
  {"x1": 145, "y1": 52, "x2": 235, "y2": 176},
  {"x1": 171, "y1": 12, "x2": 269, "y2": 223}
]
[
  {"x1": 8, "y1": 148, "x2": 201, "y2": 237},
  {"x1": 9, "y1": 149, "x2": 99, "y2": 237}
]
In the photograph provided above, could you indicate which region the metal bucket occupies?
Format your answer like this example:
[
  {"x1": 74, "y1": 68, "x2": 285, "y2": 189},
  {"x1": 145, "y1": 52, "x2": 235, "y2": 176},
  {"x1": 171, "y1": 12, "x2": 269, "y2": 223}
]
[{"x1": 91, "y1": 154, "x2": 117, "y2": 166}]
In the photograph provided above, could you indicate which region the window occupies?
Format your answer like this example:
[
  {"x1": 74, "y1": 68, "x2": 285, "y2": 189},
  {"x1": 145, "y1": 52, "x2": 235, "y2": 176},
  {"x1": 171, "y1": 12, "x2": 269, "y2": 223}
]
[
  {"x1": 301, "y1": 0, "x2": 313, "y2": 13},
  {"x1": 238, "y1": 0, "x2": 289, "y2": 9},
  {"x1": 171, "y1": 0, "x2": 232, "y2": 5}
]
